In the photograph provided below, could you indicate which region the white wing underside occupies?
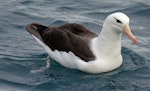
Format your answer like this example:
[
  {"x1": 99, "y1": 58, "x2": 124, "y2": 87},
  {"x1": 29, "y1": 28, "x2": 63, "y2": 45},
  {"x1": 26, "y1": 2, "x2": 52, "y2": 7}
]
[{"x1": 32, "y1": 35, "x2": 83, "y2": 69}]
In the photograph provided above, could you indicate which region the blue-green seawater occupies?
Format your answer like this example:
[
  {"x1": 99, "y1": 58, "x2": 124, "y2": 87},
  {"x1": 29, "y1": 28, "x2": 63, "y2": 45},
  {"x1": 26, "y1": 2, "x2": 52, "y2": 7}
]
[{"x1": 0, "y1": 0, "x2": 150, "y2": 91}]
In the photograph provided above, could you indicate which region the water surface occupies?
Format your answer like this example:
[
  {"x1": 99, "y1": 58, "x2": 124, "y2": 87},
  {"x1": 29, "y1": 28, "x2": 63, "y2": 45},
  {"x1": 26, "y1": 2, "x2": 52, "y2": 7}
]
[{"x1": 0, "y1": 0, "x2": 150, "y2": 91}]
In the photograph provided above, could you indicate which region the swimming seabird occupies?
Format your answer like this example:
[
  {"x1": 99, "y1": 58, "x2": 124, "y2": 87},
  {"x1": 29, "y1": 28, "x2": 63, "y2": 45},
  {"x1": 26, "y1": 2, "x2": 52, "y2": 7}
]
[{"x1": 26, "y1": 12, "x2": 138, "y2": 73}]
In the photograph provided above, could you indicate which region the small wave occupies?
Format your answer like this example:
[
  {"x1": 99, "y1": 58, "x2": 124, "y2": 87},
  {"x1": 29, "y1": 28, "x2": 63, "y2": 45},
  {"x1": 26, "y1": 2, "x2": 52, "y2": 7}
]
[
  {"x1": 55, "y1": 5, "x2": 78, "y2": 11},
  {"x1": 50, "y1": 20, "x2": 68, "y2": 26},
  {"x1": 122, "y1": 2, "x2": 150, "y2": 15},
  {"x1": 133, "y1": 8, "x2": 150, "y2": 17},
  {"x1": 0, "y1": 79, "x2": 33, "y2": 91},
  {"x1": 0, "y1": 0, "x2": 150, "y2": 91},
  {"x1": 121, "y1": 47, "x2": 148, "y2": 71}
]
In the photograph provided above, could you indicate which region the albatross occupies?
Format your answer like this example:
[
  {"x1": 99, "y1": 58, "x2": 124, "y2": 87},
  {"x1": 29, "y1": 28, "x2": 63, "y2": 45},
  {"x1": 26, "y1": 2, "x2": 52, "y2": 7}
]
[{"x1": 26, "y1": 12, "x2": 138, "y2": 73}]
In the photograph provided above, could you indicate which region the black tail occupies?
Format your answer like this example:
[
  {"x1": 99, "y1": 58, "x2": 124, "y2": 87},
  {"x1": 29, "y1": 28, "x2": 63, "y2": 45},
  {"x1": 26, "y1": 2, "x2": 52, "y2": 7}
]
[{"x1": 26, "y1": 23, "x2": 48, "y2": 41}]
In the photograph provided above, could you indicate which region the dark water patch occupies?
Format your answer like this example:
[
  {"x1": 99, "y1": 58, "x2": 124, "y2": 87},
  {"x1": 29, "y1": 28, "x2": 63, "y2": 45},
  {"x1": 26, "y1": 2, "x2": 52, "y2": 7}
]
[
  {"x1": 82, "y1": 22, "x2": 102, "y2": 33},
  {"x1": 12, "y1": 11, "x2": 35, "y2": 19},
  {"x1": 83, "y1": 11, "x2": 109, "y2": 21},
  {"x1": 19, "y1": 0, "x2": 35, "y2": 5},
  {"x1": 33, "y1": 75, "x2": 109, "y2": 91},
  {"x1": 50, "y1": 20, "x2": 68, "y2": 26},
  {"x1": 11, "y1": 10, "x2": 48, "y2": 22},
  {"x1": 32, "y1": 82, "x2": 58, "y2": 91},
  {"x1": 0, "y1": 53, "x2": 47, "y2": 61},
  {"x1": 120, "y1": 2, "x2": 150, "y2": 14},
  {"x1": 121, "y1": 47, "x2": 148, "y2": 71},
  {"x1": 0, "y1": 62, "x2": 30, "y2": 75},
  {"x1": 0, "y1": 27, "x2": 7, "y2": 34},
  {"x1": 9, "y1": 11, "x2": 47, "y2": 29},
  {"x1": 130, "y1": 2, "x2": 150, "y2": 13},
  {"x1": 0, "y1": 79, "x2": 33, "y2": 91},
  {"x1": 90, "y1": 2, "x2": 150, "y2": 17},
  {"x1": 0, "y1": 0, "x2": 150, "y2": 91},
  {"x1": 56, "y1": 5, "x2": 78, "y2": 12},
  {"x1": 112, "y1": 67, "x2": 150, "y2": 91},
  {"x1": 133, "y1": 8, "x2": 150, "y2": 18}
]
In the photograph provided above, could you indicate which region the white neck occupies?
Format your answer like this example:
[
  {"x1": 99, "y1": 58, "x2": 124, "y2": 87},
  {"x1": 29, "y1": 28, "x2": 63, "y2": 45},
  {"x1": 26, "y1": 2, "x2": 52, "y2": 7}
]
[
  {"x1": 89, "y1": 23, "x2": 123, "y2": 73},
  {"x1": 92, "y1": 24, "x2": 122, "y2": 58}
]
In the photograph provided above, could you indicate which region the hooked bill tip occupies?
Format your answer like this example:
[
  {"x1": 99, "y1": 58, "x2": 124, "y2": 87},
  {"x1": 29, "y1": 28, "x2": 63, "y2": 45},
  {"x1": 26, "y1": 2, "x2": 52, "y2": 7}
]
[{"x1": 132, "y1": 36, "x2": 138, "y2": 45}]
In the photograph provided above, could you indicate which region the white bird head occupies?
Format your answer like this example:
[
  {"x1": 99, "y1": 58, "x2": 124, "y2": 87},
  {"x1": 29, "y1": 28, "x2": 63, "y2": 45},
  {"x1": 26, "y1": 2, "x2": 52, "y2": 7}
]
[{"x1": 103, "y1": 12, "x2": 138, "y2": 44}]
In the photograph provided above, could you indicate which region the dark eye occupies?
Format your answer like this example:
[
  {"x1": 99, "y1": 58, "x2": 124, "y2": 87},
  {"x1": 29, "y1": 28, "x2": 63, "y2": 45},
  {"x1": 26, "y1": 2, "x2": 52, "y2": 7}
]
[
  {"x1": 116, "y1": 19, "x2": 122, "y2": 23},
  {"x1": 114, "y1": 17, "x2": 122, "y2": 24}
]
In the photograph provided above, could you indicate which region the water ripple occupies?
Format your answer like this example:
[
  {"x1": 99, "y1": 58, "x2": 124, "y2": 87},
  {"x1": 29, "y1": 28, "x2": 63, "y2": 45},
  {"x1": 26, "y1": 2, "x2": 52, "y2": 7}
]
[{"x1": 0, "y1": 0, "x2": 150, "y2": 91}]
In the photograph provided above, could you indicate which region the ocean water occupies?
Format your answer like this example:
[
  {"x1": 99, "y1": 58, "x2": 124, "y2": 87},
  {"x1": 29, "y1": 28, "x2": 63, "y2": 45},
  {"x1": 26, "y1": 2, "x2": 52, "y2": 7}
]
[{"x1": 0, "y1": 0, "x2": 150, "y2": 91}]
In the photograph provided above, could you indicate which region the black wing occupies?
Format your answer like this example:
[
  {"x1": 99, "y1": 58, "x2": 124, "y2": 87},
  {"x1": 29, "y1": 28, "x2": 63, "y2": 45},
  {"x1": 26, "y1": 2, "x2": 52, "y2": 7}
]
[{"x1": 26, "y1": 23, "x2": 98, "y2": 62}]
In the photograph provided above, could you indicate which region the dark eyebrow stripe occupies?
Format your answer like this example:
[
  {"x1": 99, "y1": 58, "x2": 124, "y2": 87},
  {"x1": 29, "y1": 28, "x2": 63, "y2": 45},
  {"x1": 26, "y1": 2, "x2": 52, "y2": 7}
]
[{"x1": 113, "y1": 17, "x2": 122, "y2": 23}]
